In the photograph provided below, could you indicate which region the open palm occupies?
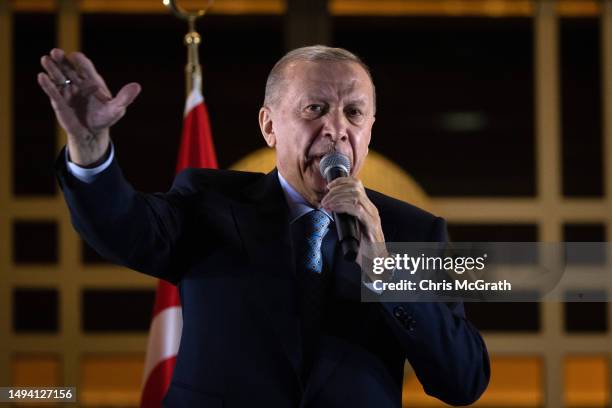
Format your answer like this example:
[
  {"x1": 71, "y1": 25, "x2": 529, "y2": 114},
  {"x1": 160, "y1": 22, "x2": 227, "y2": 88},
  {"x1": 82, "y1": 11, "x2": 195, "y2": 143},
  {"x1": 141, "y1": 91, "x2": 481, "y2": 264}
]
[{"x1": 38, "y1": 48, "x2": 141, "y2": 164}]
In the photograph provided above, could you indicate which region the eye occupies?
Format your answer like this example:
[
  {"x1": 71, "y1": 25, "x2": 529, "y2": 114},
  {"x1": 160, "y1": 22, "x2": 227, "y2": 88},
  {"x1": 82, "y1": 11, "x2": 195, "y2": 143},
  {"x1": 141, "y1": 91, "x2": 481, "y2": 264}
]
[
  {"x1": 346, "y1": 107, "x2": 363, "y2": 118},
  {"x1": 305, "y1": 104, "x2": 326, "y2": 115}
]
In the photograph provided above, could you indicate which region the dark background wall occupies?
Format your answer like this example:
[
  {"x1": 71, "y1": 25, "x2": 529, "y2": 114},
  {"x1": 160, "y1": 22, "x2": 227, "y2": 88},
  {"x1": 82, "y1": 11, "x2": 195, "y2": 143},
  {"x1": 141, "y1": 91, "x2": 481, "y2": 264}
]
[{"x1": 11, "y1": 11, "x2": 607, "y2": 336}]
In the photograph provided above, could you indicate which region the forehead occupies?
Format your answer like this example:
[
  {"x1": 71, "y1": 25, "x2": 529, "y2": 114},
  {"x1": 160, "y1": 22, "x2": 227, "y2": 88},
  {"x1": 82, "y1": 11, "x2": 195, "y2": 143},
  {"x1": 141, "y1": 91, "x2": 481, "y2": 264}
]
[{"x1": 283, "y1": 60, "x2": 373, "y2": 99}]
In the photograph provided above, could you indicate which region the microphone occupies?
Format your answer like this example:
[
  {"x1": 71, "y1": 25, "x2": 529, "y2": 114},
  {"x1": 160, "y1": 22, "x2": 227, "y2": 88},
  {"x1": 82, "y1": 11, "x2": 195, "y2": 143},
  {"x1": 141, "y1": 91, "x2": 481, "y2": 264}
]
[{"x1": 319, "y1": 152, "x2": 360, "y2": 262}]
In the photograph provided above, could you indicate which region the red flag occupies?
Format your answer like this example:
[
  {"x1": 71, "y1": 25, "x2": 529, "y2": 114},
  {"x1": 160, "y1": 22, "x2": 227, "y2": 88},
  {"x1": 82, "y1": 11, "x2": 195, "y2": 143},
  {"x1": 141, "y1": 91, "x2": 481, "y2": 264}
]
[{"x1": 140, "y1": 75, "x2": 217, "y2": 407}]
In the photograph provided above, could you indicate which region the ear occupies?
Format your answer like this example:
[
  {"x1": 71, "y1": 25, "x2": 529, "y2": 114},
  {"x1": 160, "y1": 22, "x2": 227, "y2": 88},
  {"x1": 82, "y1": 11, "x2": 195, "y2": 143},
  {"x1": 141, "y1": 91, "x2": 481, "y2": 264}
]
[{"x1": 259, "y1": 106, "x2": 276, "y2": 148}]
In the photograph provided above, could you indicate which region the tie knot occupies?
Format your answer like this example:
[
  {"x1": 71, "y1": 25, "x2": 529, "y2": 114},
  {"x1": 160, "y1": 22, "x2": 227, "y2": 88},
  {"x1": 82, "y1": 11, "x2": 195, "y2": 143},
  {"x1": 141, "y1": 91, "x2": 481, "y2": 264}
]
[{"x1": 302, "y1": 210, "x2": 331, "y2": 238}]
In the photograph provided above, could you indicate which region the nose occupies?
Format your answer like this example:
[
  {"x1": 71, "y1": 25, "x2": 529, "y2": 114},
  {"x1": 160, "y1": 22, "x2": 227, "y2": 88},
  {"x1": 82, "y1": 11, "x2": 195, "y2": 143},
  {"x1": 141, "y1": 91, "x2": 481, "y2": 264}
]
[{"x1": 322, "y1": 108, "x2": 349, "y2": 143}]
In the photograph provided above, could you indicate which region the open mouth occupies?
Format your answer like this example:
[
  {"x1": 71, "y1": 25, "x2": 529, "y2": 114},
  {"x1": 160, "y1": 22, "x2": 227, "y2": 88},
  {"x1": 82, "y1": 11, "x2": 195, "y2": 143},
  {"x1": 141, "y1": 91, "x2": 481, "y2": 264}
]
[
  {"x1": 306, "y1": 151, "x2": 352, "y2": 175},
  {"x1": 305, "y1": 154, "x2": 326, "y2": 171}
]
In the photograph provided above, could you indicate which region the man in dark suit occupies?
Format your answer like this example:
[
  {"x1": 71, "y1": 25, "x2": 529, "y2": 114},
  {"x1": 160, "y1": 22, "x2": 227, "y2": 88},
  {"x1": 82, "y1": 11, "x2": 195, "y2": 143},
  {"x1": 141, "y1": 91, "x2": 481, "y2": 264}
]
[{"x1": 39, "y1": 45, "x2": 490, "y2": 407}]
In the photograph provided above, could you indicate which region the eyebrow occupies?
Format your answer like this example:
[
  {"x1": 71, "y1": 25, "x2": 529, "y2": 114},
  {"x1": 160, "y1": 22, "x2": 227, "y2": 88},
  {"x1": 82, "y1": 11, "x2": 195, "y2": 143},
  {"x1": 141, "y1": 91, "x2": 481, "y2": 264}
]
[
  {"x1": 300, "y1": 95, "x2": 369, "y2": 106},
  {"x1": 345, "y1": 99, "x2": 367, "y2": 106}
]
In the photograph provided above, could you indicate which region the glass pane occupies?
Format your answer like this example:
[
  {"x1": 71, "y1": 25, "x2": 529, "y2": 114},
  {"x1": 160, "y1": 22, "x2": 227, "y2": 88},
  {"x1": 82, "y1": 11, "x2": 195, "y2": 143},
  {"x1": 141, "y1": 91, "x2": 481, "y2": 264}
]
[
  {"x1": 13, "y1": 220, "x2": 58, "y2": 264},
  {"x1": 403, "y1": 356, "x2": 543, "y2": 407},
  {"x1": 80, "y1": 354, "x2": 144, "y2": 407},
  {"x1": 13, "y1": 13, "x2": 57, "y2": 196},
  {"x1": 447, "y1": 224, "x2": 538, "y2": 242},
  {"x1": 13, "y1": 288, "x2": 59, "y2": 333},
  {"x1": 12, "y1": 355, "x2": 60, "y2": 386},
  {"x1": 564, "y1": 224, "x2": 606, "y2": 242},
  {"x1": 564, "y1": 292, "x2": 608, "y2": 333},
  {"x1": 564, "y1": 223, "x2": 606, "y2": 265},
  {"x1": 560, "y1": 18, "x2": 603, "y2": 197},
  {"x1": 81, "y1": 289, "x2": 154, "y2": 332},
  {"x1": 465, "y1": 302, "x2": 540, "y2": 332},
  {"x1": 564, "y1": 356, "x2": 609, "y2": 408}
]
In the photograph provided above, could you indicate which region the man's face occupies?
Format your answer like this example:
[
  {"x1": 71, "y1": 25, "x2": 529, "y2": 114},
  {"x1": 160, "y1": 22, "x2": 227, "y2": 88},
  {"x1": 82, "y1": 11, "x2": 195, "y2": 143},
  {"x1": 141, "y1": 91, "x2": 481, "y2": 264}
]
[{"x1": 259, "y1": 60, "x2": 375, "y2": 206}]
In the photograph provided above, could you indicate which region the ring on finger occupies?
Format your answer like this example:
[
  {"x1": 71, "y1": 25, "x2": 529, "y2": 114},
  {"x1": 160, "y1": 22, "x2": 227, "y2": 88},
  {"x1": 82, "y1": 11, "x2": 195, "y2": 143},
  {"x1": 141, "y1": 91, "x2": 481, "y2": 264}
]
[{"x1": 56, "y1": 79, "x2": 72, "y2": 88}]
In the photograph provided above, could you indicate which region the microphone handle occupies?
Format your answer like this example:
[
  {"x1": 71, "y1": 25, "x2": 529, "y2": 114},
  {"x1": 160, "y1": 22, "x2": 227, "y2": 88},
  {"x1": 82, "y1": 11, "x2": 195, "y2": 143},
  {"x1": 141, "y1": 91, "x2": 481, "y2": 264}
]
[
  {"x1": 325, "y1": 166, "x2": 360, "y2": 262},
  {"x1": 333, "y1": 211, "x2": 359, "y2": 262}
]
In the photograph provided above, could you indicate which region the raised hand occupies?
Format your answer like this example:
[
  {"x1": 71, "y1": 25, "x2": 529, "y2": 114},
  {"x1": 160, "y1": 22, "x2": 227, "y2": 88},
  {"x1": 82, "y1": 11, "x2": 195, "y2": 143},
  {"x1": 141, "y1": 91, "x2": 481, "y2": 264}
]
[{"x1": 38, "y1": 48, "x2": 141, "y2": 166}]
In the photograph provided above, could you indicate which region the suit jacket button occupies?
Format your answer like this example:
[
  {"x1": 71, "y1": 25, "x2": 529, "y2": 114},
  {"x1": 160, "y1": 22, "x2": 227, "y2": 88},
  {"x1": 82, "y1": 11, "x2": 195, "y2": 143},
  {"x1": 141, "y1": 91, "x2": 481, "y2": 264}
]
[
  {"x1": 393, "y1": 306, "x2": 407, "y2": 319},
  {"x1": 406, "y1": 316, "x2": 416, "y2": 331}
]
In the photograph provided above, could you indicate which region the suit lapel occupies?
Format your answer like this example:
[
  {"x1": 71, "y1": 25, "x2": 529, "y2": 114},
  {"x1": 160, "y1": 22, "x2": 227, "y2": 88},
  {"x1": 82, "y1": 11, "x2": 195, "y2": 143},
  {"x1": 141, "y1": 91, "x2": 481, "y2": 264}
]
[{"x1": 231, "y1": 169, "x2": 303, "y2": 387}]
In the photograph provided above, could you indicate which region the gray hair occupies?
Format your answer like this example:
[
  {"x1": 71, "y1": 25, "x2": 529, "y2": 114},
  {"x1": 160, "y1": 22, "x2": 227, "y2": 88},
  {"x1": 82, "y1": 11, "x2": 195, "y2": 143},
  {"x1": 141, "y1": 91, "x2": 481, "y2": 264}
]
[{"x1": 263, "y1": 45, "x2": 376, "y2": 113}]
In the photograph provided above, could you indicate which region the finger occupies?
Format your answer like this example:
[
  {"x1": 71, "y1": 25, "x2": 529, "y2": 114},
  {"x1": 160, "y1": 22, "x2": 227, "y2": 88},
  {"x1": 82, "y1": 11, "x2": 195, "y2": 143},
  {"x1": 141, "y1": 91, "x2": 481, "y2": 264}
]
[
  {"x1": 323, "y1": 200, "x2": 351, "y2": 214},
  {"x1": 60, "y1": 62, "x2": 86, "y2": 87},
  {"x1": 68, "y1": 51, "x2": 100, "y2": 80},
  {"x1": 327, "y1": 177, "x2": 353, "y2": 188},
  {"x1": 49, "y1": 48, "x2": 84, "y2": 86},
  {"x1": 37, "y1": 72, "x2": 69, "y2": 110},
  {"x1": 323, "y1": 186, "x2": 361, "y2": 205},
  {"x1": 40, "y1": 55, "x2": 67, "y2": 84},
  {"x1": 327, "y1": 181, "x2": 360, "y2": 192},
  {"x1": 67, "y1": 52, "x2": 112, "y2": 98},
  {"x1": 327, "y1": 179, "x2": 363, "y2": 193},
  {"x1": 324, "y1": 201, "x2": 365, "y2": 222},
  {"x1": 110, "y1": 82, "x2": 141, "y2": 109},
  {"x1": 323, "y1": 186, "x2": 362, "y2": 204},
  {"x1": 323, "y1": 190, "x2": 359, "y2": 204},
  {"x1": 49, "y1": 47, "x2": 65, "y2": 62},
  {"x1": 327, "y1": 183, "x2": 360, "y2": 194}
]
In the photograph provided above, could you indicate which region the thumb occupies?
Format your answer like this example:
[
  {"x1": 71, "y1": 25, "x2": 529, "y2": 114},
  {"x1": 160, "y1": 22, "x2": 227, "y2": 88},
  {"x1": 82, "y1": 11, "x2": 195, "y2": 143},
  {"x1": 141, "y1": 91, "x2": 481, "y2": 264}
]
[{"x1": 111, "y1": 82, "x2": 142, "y2": 109}]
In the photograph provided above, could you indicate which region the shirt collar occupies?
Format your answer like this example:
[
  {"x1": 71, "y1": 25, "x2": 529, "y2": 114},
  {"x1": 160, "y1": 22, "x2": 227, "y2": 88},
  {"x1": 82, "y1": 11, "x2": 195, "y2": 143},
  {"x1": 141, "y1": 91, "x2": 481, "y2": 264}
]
[{"x1": 277, "y1": 171, "x2": 333, "y2": 224}]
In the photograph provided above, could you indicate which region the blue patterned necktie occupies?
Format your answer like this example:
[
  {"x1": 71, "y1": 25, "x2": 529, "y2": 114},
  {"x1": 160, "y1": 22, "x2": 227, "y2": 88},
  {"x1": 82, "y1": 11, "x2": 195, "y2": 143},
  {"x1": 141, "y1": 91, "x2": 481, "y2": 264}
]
[
  {"x1": 300, "y1": 210, "x2": 331, "y2": 274},
  {"x1": 295, "y1": 209, "x2": 331, "y2": 381}
]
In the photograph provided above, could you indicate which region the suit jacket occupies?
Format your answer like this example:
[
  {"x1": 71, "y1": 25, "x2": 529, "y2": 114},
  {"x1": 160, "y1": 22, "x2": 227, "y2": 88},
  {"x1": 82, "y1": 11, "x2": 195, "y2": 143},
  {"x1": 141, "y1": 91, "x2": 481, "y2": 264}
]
[{"x1": 55, "y1": 147, "x2": 490, "y2": 407}]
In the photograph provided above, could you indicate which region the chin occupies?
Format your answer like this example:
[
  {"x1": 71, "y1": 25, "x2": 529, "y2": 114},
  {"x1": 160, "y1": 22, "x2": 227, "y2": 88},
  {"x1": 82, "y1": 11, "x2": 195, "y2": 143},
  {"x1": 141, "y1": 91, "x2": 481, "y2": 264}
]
[
  {"x1": 310, "y1": 175, "x2": 327, "y2": 192},
  {"x1": 302, "y1": 179, "x2": 326, "y2": 204}
]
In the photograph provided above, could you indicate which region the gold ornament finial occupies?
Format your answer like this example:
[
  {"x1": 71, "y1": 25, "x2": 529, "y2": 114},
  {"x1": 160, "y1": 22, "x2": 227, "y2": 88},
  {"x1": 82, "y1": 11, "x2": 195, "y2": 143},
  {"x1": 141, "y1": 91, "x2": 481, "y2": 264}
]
[
  {"x1": 163, "y1": 0, "x2": 213, "y2": 21},
  {"x1": 163, "y1": 0, "x2": 213, "y2": 96}
]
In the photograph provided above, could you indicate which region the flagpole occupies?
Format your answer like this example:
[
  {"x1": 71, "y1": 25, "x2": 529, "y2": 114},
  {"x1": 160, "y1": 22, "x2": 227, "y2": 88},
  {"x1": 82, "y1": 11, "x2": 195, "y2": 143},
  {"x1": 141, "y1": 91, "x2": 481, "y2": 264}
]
[
  {"x1": 140, "y1": 3, "x2": 218, "y2": 407},
  {"x1": 184, "y1": 18, "x2": 201, "y2": 96},
  {"x1": 162, "y1": 0, "x2": 214, "y2": 96}
]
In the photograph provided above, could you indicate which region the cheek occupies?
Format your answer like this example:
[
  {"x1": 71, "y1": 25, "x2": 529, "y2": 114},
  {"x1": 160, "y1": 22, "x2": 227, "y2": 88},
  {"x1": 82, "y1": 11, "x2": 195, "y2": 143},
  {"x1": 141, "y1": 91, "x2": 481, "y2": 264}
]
[
  {"x1": 350, "y1": 133, "x2": 371, "y2": 170},
  {"x1": 275, "y1": 138, "x2": 306, "y2": 172}
]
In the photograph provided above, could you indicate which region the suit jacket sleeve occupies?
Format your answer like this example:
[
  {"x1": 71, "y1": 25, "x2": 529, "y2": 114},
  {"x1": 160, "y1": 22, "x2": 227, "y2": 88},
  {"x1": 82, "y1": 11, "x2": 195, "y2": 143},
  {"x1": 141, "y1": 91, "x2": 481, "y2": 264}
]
[
  {"x1": 55, "y1": 146, "x2": 198, "y2": 285},
  {"x1": 377, "y1": 217, "x2": 490, "y2": 406}
]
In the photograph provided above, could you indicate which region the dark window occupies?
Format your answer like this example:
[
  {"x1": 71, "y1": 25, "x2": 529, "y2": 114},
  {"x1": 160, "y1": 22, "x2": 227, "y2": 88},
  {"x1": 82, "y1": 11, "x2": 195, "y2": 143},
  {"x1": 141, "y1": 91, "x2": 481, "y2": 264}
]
[
  {"x1": 13, "y1": 13, "x2": 57, "y2": 196},
  {"x1": 465, "y1": 302, "x2": 540, "y2": 332},
  {"x1": 560, "y1": 18, "x2": 603, "y2": 197},
  {"x1": 564, "y1": 291, "x2": 608, "y2": 333},
  {"x1": 448, "y1": 224, "x2": 538, "y2": 242},
  {"x1": 13, "y1": 220, "x2": 58, "y2": 264},
  {"x1": 564, "y1": 223, "x2": 605, "y2": 242},
  {"x1": 13, "y1": 288, "x2": 59, "y2": 333},
  {"x1": 563, "y1": 223, "x2": 606, "y2": 265},
  {"x1": 82, "y1": 289, "x2": 155, "y2": 332},
  {"x1": 563, "y1": 224, "x2": 607, "y2": 333}
]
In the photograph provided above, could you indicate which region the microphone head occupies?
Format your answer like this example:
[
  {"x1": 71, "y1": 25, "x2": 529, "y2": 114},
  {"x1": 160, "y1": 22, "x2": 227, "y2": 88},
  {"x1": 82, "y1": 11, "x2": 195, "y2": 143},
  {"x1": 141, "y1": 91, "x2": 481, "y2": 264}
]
[{"x1": 319, "y1": 152, "x2": 352, "y2": 179}]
